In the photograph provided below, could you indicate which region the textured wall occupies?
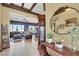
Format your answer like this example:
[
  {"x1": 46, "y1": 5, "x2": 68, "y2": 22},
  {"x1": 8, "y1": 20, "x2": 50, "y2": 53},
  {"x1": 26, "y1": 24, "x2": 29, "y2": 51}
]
[
  {"x1": 0, "y1": 4, "x2": 1, "y2": 51},
  {"x1": 46, "y1": 3, "x2": 79, "y2": 51}
]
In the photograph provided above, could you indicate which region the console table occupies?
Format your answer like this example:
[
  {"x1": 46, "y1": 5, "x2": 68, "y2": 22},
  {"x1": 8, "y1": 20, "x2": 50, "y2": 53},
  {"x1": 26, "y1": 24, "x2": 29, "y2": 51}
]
[{"x1": 43, "y1": 42, "x2": 79, "y2": 56}]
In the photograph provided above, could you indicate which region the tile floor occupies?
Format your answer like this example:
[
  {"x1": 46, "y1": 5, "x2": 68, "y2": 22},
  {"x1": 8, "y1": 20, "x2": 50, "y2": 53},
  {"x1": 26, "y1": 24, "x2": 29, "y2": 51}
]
[{"x1": 0, "y1": 40, "x2": 39, "y2": 56}]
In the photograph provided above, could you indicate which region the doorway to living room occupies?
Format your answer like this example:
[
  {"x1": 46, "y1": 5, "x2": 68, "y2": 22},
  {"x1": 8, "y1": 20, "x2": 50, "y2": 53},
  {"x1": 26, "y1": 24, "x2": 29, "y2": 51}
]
[{"x1": 9, "y1": 12, "x2": 39, "y2": 47}]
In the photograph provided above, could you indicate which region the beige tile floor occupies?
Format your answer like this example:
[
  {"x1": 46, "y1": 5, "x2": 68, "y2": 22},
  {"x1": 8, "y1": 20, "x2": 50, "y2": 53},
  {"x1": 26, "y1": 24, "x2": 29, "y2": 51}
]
[{"x1": 0, "y1": 40, "x2": 39, "y2": 56}]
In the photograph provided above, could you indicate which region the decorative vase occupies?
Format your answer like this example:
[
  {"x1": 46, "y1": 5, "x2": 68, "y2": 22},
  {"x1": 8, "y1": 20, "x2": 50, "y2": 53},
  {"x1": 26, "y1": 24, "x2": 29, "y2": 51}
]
[{"x1": 47, "y1": 39, "x2": 52, "y2": 43}]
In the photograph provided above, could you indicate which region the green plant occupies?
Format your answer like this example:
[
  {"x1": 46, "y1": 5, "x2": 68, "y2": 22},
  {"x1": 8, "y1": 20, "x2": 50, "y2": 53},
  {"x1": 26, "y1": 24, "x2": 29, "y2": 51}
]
[
  {"x1": 47, "y1": 33, "x2": 52, "y2": 39},
  {"x1": 56, "y1": 42, "x2": 62, "y2": 44}
]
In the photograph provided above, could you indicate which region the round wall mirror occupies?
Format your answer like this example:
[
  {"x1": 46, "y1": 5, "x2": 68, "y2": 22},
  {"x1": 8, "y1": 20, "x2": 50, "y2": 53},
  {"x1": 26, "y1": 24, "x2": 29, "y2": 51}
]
[{"x1": 50, "y1": 6, "x2": 79, "y2": 35}]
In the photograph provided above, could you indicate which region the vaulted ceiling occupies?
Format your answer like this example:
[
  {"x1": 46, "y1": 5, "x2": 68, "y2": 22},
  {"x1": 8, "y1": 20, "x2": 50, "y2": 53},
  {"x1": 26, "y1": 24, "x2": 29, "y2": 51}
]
[
  {"x1": 10, "y1": 12, "x2": 39, "y2": 23},
  {"x1": 1, "y1": 3, "x2": 45, "y2": 23},
  {"x1": 2, "y1": 3, "x2": 45, "y2": 15}
]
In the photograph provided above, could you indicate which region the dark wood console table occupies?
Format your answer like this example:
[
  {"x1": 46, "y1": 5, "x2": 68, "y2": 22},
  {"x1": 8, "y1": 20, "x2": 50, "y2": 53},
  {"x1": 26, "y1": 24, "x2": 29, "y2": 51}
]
[{"x1": 43, "y1": 42, "x2": 79, "y2": 56}]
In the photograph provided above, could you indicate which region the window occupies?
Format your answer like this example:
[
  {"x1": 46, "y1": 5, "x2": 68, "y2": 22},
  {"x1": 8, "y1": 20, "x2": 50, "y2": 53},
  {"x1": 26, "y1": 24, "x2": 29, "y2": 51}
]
[
  {"x1": 17, "y1": 25, "x2": 22, "y2": 31},
  {"x1": 9, "y1": 24, "x2": 13, "y2": 32},
  {"x1": 21, "y1": 25, "x2": 24, "y2": 32},
  {"x1": 13, "y1": 24, "x2": 18, "y2": 31},
  {"x1": 10, "y1": 24, "x2": 24, "y2": 32},
  {"x1": 29, "y1": 25, "x2": 35, "y2": 30}
]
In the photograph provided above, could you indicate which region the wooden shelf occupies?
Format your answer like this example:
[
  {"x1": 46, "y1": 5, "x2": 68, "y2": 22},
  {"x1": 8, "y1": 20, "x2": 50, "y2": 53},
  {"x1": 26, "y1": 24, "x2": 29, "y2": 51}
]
[{"x1": 43, "y1": 42, "x2": 79, "y2": 56}]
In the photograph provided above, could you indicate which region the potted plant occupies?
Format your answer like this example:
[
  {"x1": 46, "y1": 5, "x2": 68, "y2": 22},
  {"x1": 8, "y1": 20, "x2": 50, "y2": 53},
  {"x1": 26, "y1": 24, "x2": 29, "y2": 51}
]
[
  {"x1": 55, "y1": 41, "x2": 64, "y2": 49},
  {"x1": 47, "y1": 33, "x2": 52, "y2": 43}
]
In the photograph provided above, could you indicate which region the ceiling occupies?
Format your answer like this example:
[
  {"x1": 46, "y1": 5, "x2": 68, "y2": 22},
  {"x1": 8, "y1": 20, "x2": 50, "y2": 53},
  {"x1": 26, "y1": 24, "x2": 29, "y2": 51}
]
[
  {"x1": 7, "y1": 3, "x2": 45, "y2": 15},
  {"x1": 10, "y1": 12, "x2": 38, "y2": 23},
  {"x1": 32, "y1": 3, "x2": 45, "y2": 15},
  {"x1": 1, "y1": 3, "x2": 45, "y2": 23}
]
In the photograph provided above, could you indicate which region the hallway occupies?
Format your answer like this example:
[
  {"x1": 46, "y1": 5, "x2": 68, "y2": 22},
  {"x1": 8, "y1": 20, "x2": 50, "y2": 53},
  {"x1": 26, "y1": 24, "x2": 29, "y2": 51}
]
[{"x1": 0, "y1": 40, "x2": 39, "y2": 56}]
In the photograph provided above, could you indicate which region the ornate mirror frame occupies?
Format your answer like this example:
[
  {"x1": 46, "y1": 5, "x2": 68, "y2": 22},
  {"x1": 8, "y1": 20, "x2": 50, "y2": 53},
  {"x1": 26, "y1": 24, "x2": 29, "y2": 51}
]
[{"x1": 50, "y1": 6, "x2": 79, "y2": 35}]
